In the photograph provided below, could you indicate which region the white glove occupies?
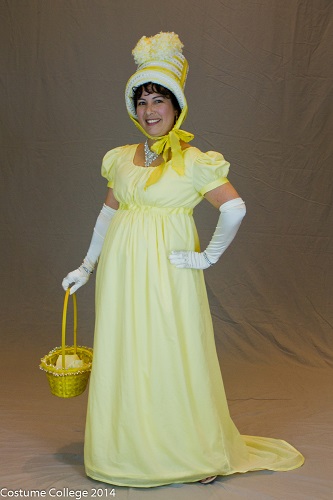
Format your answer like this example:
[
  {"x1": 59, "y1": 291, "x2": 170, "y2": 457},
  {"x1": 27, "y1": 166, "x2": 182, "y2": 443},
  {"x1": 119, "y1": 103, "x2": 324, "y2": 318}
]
[
  {"x1": 168, "y1": 197, "x2": 246, "y2": 270},
  {"x1": 62, "y1": 204, "x2": 117, "y2": 294}
]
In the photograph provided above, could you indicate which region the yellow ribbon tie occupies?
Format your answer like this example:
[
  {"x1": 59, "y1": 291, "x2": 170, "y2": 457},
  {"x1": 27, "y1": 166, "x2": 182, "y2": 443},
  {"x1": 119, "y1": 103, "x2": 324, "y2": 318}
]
[{"x1": 144, "y1": 129, "x2": 193, "y2": 189}]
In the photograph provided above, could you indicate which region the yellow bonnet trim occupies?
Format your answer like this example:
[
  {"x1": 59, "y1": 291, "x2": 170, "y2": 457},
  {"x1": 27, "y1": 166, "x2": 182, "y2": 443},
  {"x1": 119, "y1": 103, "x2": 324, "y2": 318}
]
[
  {"x1": 178, "y1": 58, "x2": 188, "y2": 87},
  {"x1": 137, "y1": 62, "x2": 181, "y2": 81}
]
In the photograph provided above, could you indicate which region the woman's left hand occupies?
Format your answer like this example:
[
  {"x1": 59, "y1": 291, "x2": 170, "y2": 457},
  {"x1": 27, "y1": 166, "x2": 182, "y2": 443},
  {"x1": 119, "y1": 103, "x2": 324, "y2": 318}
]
[
  {"x1": 168, "y1": 195, "x2": 246, "y2": 271},
  {"x1": 168, "y1": 251, "x2": 212, "y2": 269}
]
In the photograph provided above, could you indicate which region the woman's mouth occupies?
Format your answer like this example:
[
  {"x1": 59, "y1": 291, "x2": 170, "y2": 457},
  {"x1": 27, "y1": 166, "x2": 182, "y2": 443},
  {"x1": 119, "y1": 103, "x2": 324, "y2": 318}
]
[{"x1": 146, "y1": 119, "x2": 160, "y2": 126}]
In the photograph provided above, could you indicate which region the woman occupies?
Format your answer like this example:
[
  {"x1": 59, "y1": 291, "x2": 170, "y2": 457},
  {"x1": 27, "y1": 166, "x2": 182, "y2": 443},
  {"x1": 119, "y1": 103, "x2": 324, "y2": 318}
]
[{"x1": 62, "y1": 32, "x2": 304, "y2": 487}]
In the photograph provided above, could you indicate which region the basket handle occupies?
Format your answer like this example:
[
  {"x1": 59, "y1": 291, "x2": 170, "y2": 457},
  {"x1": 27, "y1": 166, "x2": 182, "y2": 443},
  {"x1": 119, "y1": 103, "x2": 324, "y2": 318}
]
[{"x1": 61, "y1": 289, "x2": 78, "y2": 369}]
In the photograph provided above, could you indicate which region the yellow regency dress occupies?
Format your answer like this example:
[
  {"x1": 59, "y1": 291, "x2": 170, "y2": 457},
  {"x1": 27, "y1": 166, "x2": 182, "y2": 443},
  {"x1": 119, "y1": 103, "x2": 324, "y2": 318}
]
[{"x1": 84, "y1": 144, "x2": 304, "y2": 487}]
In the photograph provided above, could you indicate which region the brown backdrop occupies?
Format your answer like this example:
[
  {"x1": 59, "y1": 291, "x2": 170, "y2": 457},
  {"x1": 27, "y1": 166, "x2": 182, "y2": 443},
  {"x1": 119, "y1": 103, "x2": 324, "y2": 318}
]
[{"x1": 1, "y1": 1, "x2": 332, "y2": 497}]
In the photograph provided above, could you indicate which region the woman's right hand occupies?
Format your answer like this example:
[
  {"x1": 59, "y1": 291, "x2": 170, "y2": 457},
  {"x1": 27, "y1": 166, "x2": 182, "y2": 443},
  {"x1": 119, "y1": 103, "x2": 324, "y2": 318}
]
[{"x1": 62, "y1": 265, "x2": 92, "y2": 295}]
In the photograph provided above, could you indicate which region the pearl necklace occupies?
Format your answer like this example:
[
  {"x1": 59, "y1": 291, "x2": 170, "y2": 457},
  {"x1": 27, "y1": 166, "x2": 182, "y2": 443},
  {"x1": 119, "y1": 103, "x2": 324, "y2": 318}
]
[{"x1": 144, "y1": 140, "x2": 159, "y2": 167}]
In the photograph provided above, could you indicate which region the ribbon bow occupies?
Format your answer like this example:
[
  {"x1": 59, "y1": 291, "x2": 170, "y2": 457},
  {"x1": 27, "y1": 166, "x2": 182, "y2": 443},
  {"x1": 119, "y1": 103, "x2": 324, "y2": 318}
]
[{"x1": 146, "y1": 128, "x2": 194, "y2": 189}]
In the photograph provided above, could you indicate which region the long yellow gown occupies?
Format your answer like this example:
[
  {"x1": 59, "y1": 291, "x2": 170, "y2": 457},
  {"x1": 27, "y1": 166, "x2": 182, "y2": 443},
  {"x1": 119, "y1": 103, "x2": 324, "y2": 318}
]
[{"x1": 84, "y1": 144, "x2": 304, "y2": 487}]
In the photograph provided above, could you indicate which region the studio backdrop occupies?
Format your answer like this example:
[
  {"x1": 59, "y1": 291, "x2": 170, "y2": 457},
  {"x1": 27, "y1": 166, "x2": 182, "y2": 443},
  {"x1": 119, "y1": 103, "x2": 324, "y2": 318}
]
[{"x1": 1, "y1": 0, "x2": 332, "y2": 368}]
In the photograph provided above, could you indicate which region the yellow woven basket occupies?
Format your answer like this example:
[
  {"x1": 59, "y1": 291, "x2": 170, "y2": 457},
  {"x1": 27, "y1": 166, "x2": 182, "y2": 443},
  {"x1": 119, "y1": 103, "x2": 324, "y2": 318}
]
[{"x1": 39, "y1": 289, "x2": 93, "y2": 398}]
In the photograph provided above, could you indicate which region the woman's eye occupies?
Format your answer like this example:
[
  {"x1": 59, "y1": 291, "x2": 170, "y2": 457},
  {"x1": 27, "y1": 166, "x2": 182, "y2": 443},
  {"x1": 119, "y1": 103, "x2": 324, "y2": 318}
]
[{"x1": 137, "y1": 101, "x2": 145, "y2": 106}]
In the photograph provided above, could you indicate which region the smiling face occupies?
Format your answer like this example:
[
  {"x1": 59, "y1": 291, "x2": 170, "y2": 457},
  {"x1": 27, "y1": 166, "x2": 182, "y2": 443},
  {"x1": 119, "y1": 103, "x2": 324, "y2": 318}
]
[{"x1": 136, "y1": 88, "x2": 178, "y2": 139}]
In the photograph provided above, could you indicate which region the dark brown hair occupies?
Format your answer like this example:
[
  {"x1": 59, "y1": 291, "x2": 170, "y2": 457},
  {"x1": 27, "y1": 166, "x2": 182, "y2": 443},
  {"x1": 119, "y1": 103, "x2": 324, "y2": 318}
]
[{"x1": 132, "y1": 82, "x2": 181, "y2": 116}]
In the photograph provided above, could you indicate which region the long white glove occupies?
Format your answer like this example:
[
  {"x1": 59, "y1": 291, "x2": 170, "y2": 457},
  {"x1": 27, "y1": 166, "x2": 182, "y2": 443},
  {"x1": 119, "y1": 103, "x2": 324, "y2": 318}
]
[
  {"x1": 168, "y1": 197, "x2": 246, "y2": 269},
  {"x1": 62, "y1": 204, "x2": 117, "y2": 294}
]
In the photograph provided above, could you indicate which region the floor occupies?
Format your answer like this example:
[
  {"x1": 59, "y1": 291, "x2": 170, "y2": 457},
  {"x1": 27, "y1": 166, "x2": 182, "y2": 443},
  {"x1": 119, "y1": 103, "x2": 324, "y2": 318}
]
[{"x1": 1, "y1": 342, "x2": 332, "y2": 500}]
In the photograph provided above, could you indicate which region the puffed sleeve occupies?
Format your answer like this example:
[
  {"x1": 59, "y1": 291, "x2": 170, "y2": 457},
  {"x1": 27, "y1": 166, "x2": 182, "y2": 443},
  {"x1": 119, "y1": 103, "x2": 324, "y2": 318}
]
[
  {"x1": 192, "y1": 150, "x2": 230, "y2": 196},
  {"x1": 101, "y1": 146, "x2": 124, "y2": 188}
]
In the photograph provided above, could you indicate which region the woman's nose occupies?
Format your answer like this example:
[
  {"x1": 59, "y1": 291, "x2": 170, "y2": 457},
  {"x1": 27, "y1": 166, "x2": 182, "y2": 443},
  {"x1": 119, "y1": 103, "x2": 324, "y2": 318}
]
[{"x1": 146, "y1": 102, "x2": 154, "y2": 114}]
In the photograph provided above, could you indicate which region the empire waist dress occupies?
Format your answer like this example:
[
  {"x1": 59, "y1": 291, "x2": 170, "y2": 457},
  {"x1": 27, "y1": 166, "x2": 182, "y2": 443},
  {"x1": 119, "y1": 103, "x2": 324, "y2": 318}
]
[{"x1": 84, "y1": 144, "x2": 304, "y2": 487}]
